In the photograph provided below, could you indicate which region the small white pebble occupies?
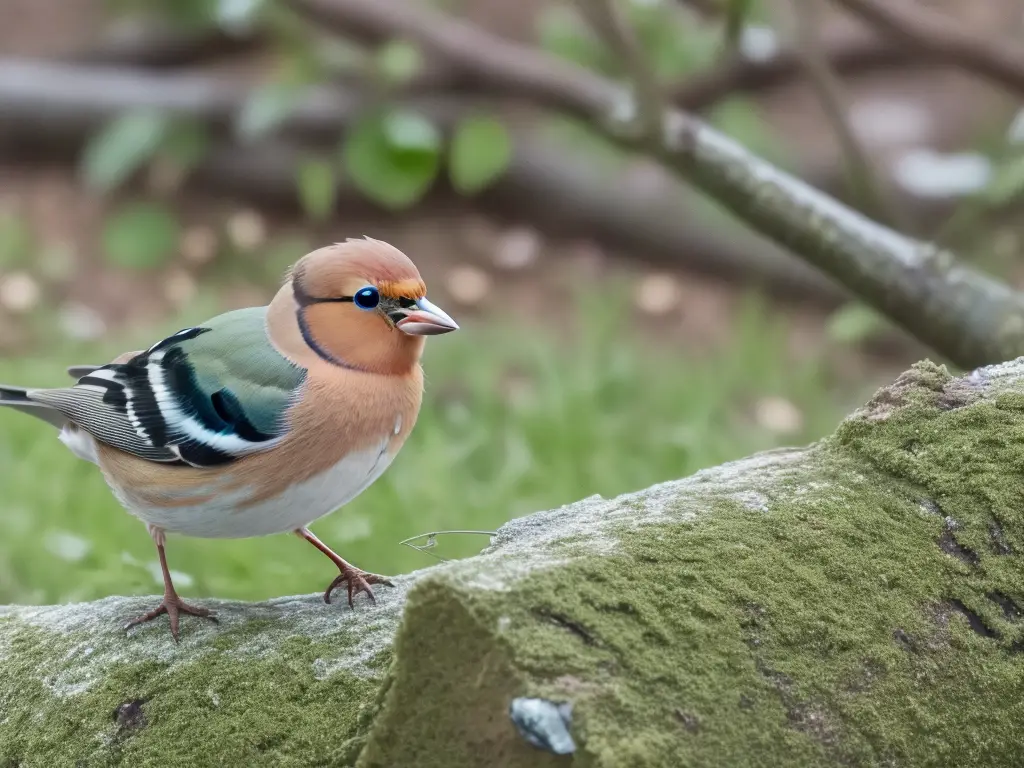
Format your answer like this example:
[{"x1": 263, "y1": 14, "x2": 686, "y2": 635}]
[
  {"x1": 446, "y1": 265, "x2": 491, "y2": 305},
  {"x1": 493, "y1": 227, "x2": 540, "y2": 270},
  {"x1": 58, "y1": 302, "x2": 106, "y2": 341},
  {"x1": 849, "y1": 100, "x2": 933, "y2": 147},
  {"x1": 739, "y1": 26, "x2": 780, "y2": 63},
  {"x1": 146, "y1": 560, "x2": 194, "y2": 588},
  {"x1": 43, "y1": 530, "x2": 92, "y2": 562},
  {"x1": 226, "y1": 209, "x2": 267, "y2": 251},
  {"x1": 334, "y1": 514, "x2": 372, "y2": 543},
  {"x1": 0, "y1": 272, "x2": 41, "y2": 314},
  {"x1": 893, "y1": 149, "x2": 992, "y2": 199},
  {"x1": 181, "y1": 226, "x2": 219, "y2": 266},
  {"x1": 754, "y1": 396, "x2": 804, "y2": 435},
  {"x1": 634, "y1": 273, "x2": 679, "y2": 316},
  {"x1": 164, "y1": 270, "x2": 197, "y2": 307}
]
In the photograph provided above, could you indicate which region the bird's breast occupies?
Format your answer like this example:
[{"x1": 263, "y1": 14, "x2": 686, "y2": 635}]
[{"x1": 96, "y1": 367, "x2": 423, "y2": 539}]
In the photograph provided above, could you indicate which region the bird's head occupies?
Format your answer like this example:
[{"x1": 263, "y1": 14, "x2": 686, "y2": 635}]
[{"x1": 268, "y1": 238, "x2": 458, "y2": 374}]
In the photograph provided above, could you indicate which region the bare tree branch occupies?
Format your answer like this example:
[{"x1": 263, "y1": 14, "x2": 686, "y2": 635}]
[
  {"x1": 284, "y1": 0, "x2": 1024, "y2": 369},
  {"x1": 670, "y1": 30, "x2": 914, "y2": 110},
  {"x1": 0, "y1": 59, "x2": 843, "y2": 305},
  {"x1": 64, "y1": 21, "x2": 264, "y2": 68},
  {"x1": 830, "y1": 0, "x2": 1024, "y2": 99},
  {"x1": 575, "y1": 0, "x2": 666, "y2": 138},
  {"x1": 784, "y1": 0, "x2": 901, "y2": 230}
]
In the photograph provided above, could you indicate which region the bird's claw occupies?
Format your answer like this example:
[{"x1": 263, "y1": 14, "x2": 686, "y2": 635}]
[
  {"x1": 324, "y1": 567, "x2": 394, "y2": 607},
  {"x1": 124, "y1": 594, "x2": 218, "y2": 642}
]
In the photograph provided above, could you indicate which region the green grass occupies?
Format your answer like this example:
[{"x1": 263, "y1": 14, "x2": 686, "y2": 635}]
[{"x1": 0, "y1": 291, "x2": 870, "y2": 605}]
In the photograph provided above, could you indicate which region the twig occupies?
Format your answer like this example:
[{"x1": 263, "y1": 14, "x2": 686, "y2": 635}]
[
  {"x1": 64, "y1": 21, "x2": 265, "y2": 68},
  {"x1": 285, "y1": 0, "x2": 1024, "y2": 369},
  {"x1": 784, "y1": 0, "x2": 904, "y2": 230},
  {"x1": 830, "y1": 0, "x2": 1024, "y2": 99},
  {"x1": 398, "y1": 530, "x2": 496, "y2": 562},
  {"x1": 670, "y1": 30, "x2": 913, "y2": 111},
  {"x1": 575, "y1": 0, "x2": 666, "y2": 140},
  {"x1": 675, "y1": 0, "x2": 722, "y2": 19}
]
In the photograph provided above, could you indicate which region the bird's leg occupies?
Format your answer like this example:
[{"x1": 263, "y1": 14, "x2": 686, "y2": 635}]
[
  {"x1": 124, "y1": 525, "x2": 217, "y2": 642},
  {"x1": 295, "y1": 527, "x2": 394, "y2": 607}
]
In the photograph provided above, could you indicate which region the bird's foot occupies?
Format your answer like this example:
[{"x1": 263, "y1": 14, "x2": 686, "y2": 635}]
[
  {"x1": 324, "y1": 565, "x2": 394, "y2": 607},
  {"x1": 124, "y1": 594, "x2": 218, "y2": 642}
]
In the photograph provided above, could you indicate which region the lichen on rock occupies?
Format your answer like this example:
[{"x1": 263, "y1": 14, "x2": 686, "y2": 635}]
[{"x1": 4, "y1": 358, "x2": 1024, "y2": 766}]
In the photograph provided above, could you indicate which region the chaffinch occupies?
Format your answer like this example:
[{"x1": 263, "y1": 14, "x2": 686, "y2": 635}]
[{"x1": 0, "y1": 238, "x2": 458, "y2": 640}]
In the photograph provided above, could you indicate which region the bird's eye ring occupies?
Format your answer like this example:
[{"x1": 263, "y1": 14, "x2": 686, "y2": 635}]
[{"x1": 353, "y1": 286, "x2": 380, "y2": 311}]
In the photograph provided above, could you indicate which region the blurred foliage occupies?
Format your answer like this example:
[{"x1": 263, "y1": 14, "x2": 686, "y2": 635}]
[
  {"x1": 0, "y1": 290, "x2": 867, "y2": 604},
  {"x1": 825, "y1": 302, "x2": 891, "y2": 346},
  {"x1": 101, "y1": 202, "x2": 181, "y2": 270},
  {"x1": 78, "y1": 0, "x2": 797, "y2": 241},
  {"x1": 0, "y1": 211, "x2": 33, "y2": 271}
]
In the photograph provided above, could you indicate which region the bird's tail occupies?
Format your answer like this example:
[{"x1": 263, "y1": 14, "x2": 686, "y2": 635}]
[{"x1": 0, "y1": 384, "x2": 68, "y2": 429}]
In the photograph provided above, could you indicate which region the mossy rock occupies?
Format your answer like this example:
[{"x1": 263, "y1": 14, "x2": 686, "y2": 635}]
[{"x1": 3, "y1": 359, "x2": 1024, "y2": 766}]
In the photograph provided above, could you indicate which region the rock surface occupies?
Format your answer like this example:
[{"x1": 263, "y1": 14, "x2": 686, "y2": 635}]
[{"x1": 3, "y1": 359, "x2": 1024, "y2": 766}]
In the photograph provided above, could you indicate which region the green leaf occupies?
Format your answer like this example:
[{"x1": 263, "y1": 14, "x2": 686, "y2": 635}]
[
  {"x1": 160, "y1": 119, "x2": 211, "y2": 174},
  {"x1": 313, "y1": 38, "x2": 366, "y2": 75},
  {"x1": 448, "y1": 115, "x2": 512, "y2": 195},
  {"x1": 536, "y1": 6, "x2": 608, "y2": 71},
  {"x1": 342, "y1": 111, "x2": 440, "y2": 209},
  {"x1": 101, "y1": 203, "x2": 180, "y2": 271},
  {"x1": 982, "y1": 154, "x2": 1024, "y2": 206},
  {"x1": 825, "y1": 302, "x2": 887, "y2": 345},
  {"x1": 237, "y1": 83, "x2": 302, "y2": 141},
  {"x1": 0, "y1": 212, "x2": 33, "y2": 269},
  {"x1": 382, "y1": 110, "x2": 442, "y2": 154},
  {"x1": 375, "y1": 40, "x2": 423, "y2": 86},
  {"x1": 296, "y1": 157, "x2": 337, "y2": 221},
  {"x1": 81, "y1": 109, "x2": 170, "y2": 192}
]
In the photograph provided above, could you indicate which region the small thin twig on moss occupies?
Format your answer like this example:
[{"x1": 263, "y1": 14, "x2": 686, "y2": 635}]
[
  {"x1": 399, "y1": 530, "x2": 497, "y2": 562},
  {"x1": 784, "y1": 0, "x2": 907, "y2": 232},
  {"x1": 830, "y1": 0, "x2": 1024, "y2": 99}
]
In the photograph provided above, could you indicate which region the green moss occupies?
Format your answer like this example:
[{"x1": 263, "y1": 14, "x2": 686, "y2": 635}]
[
  {"x1": 0, "y1": 618, "x2": 386, "y2": 767},
  {"x1": 6, "y1": 360, "x2": 1024, "y2": 766},
  {"x1": 360, "y1": 359, "x2": 1024, "y2": 766}
]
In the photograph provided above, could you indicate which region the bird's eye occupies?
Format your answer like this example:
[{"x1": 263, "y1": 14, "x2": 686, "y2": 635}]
[{"x1": 353, "y1": 286, "x2": 380, "y2": 311}]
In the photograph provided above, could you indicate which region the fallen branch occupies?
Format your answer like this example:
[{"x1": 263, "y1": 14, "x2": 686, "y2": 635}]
[
  {"x1": 285, "y1": 0, "x2": 1024, "y2": 370},
  {"x1": 4, "y1": 358, "x2": 1024, "y2": 763},
  {"x1": 0, "y1": 59, "x2": 841, "y2": 303},
  {"x1": 831, "y1": 0, "x2": 1024, "y2": 100},
  {"x1": 65, "y1": 19, "x2": 265, "y2": 69}
]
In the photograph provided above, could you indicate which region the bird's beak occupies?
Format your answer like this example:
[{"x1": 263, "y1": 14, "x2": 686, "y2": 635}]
[{"x1": 396, "y1": 297, "x2": 459, "y2": 336}]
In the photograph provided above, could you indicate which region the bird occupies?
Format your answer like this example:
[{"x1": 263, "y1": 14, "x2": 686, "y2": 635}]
[{"x1": 0, "y1": 237, "x2": 458, "y2": 641}]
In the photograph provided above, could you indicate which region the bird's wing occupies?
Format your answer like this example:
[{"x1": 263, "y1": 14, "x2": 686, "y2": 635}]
[{"x1": 30, "y1": 307, "x2": 307, "y2": 467}]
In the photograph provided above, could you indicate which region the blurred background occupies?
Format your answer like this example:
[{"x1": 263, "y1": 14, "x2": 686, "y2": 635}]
[{"x1": 0, "y1": 0, "x2": 1020, "y2": 606}]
